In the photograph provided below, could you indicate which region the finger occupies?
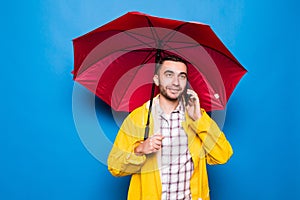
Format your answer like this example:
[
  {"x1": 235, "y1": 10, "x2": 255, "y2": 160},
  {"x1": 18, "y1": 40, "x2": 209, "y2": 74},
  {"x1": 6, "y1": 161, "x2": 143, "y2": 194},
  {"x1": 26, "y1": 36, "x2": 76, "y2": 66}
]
[
  {"x1": 150, "y1": 137, "x2": 159, "y2": 150},
  {"x1": 153, "y1": 143, "x2": 162, "y2": 151},
  {"x1": 186, "y1": 89, "x2": 199, "y2": 101},
  {"x1": 147, "y1": 135, "x2": 164, "y2": 152},
  {"x1": 186, "y1": 89, "x2": 197, "y2": 96},
  {"x1": 153, "y1": 135, "x2": 165, "y2": 141},
  {"x1": 186, "y1": 99, "x2": 197, "y2": 108},
  {"x1": 149, "y1": 137, "x2": 154, "y2": 147},
  {"x1": 150, "y1": 137, "x2": 163, "y2": 151},
  {"x1": 152, "y1": 136, "x2": 164, "y2": 145},
  {"x1": 152, "y1": 145, "x2": 161, "y2": 151},
  {"x1": 152, "y1": 140, "x2": 162, "y2": 148}
]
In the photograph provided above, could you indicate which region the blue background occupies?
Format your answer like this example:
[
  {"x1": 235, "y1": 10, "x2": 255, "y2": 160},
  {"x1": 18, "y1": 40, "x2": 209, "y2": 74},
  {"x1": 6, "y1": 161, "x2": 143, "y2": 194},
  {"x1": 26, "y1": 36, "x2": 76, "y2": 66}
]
[{"x1": 0, "y1": 0, "x2": 299, "y2": 199}]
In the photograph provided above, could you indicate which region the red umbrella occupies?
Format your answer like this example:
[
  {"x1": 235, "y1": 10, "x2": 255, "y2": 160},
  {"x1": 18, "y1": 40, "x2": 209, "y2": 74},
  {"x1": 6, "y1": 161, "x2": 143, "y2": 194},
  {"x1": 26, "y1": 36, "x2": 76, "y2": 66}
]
[{"x1": 72, "y1": 11, "x2": 246, "y2": 121}]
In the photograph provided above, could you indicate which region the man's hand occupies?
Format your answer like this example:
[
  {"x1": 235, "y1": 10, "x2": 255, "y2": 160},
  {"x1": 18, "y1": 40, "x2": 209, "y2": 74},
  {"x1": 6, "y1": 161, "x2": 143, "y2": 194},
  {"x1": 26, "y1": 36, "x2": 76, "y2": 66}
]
[
  {"x1": 134, "y1": 134, "x2": 164, "y2": 156},
  {"x1": 185, "y1": 89, "x2": 202, "y2": 121}
]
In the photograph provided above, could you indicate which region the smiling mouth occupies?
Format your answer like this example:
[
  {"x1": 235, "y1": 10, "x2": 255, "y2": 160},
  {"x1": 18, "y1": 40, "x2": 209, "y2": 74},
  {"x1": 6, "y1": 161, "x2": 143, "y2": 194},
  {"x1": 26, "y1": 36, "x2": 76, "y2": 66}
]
[{"x1": 167, "y1": 88, "x2": 181, "y2": 93}]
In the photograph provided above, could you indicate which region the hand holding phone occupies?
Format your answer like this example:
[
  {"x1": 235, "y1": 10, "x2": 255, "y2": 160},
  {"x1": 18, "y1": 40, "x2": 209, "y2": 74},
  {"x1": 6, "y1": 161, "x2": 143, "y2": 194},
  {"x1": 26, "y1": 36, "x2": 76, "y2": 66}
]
[{"x1": 184, "y1": 89, "x2": 202, "y2": 121}]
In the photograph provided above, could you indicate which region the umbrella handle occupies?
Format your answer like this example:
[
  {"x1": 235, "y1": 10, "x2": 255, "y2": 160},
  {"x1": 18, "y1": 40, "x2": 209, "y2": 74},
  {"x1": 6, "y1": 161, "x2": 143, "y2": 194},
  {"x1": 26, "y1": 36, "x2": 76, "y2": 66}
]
[{"x1": 144, "y1": 126, "x2": 150, "y2": 140}]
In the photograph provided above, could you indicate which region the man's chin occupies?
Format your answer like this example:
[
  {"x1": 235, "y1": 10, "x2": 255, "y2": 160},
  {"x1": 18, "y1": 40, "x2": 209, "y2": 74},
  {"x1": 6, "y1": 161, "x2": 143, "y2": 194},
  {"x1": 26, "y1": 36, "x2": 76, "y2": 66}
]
[{"x1": 165, "y1": 94, "x2": 181, "y2": 102}]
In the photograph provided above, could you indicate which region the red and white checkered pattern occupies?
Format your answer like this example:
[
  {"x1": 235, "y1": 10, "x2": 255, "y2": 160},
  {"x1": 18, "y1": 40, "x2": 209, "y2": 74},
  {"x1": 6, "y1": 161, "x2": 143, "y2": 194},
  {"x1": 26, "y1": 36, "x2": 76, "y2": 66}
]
[{"x1": 155, "y1": 103, "x2": 194, "y2": 200}]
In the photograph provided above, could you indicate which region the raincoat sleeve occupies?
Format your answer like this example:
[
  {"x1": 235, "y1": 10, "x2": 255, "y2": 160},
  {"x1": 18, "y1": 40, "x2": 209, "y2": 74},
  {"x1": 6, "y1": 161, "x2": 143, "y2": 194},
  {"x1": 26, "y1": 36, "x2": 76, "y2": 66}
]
[
  {"x1": 107, "y1": 108, "x2": 147, "y2": 177},
  {"x1": 186, "y1": 109, "x2": 233, "y2": 165}
]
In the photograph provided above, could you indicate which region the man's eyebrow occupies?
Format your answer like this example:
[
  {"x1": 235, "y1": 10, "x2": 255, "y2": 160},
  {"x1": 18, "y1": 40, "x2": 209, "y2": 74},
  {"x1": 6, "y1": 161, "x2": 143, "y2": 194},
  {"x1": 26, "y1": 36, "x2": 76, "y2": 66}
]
[
  {"x1": 163, "y1": 70, "x2": 175, "y2": 74},
  {"x1": 179, "y1": 72, "x2": 187, "y2": 76},
  {"x1": 163, "y1": 70, "x2": 187, "y2": 76}
]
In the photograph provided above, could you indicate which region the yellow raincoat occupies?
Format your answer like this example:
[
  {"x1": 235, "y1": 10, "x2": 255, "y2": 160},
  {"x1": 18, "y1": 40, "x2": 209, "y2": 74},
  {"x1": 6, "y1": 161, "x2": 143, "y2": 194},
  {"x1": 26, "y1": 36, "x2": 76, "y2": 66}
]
[{"x1": 108, "y1": 99, "x2": 233, "y2": 200}]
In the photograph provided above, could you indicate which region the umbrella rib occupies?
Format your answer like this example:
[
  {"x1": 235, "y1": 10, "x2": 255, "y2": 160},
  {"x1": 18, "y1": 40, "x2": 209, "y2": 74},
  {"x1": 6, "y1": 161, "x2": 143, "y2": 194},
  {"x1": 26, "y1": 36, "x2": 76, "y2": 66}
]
[
  {"x1": 120, "y1": 43, "x2": 156, "y2": 52},
  {"x1": 161, "y1": 44, "x2": 200, "y2": 51},
  {"x1": 115, "y1": 50, "x2": 157, "y2": 110},
  {"x1": 162, "y1": 41, "x2": 244, "y2": 70},
  {"x1": 197, "y1": 44, "x2": 245, "y2": 69},
  {"x1": 123, "y1": 31, "x2": 156, "y2": 49},
  {"x1": 125, "y1": 29, "x2": 158, "y2": 41},
  {"x1": 145, "y1": 16, "x2": 162, "y2": 48},
  {"x1": 159, "y1": 22, "x2": 189, "y2": 46},
  {"x1": 169, "y1": 22, "x2": 244, "y2": 69},
  {"x1": 75, "y1": 28, "x2": 156, "y2": 77},
  {"x1": 116, "y1": 15, "x2": 163, "y2": 50},
  {"x1": 138, "y1": 50, "x2": 157, "y2": 66},
  {"x1": 123, "y1": 21, "x2": 240, "y2": 69}
]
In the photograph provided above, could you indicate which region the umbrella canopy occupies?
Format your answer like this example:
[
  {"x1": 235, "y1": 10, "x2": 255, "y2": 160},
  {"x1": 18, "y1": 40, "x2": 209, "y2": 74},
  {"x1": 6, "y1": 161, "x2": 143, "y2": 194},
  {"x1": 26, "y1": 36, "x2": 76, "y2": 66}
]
[{"x1": 72, "y1": 11, "x2": 247, "y2": 112}]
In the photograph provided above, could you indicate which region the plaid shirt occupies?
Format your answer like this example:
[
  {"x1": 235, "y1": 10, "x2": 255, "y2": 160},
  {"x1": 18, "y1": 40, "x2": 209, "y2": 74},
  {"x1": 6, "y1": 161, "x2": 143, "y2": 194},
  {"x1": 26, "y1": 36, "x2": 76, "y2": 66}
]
[{"x1": 153, "y1": 98, "x2": 194, "y2": 200}]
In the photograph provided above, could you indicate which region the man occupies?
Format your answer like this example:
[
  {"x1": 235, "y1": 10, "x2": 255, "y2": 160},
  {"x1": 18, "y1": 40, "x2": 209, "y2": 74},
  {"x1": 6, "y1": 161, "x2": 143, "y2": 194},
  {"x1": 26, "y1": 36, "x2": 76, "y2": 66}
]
[{"x1": 108, "y1": 56, "x2": 233, "y2": 200}]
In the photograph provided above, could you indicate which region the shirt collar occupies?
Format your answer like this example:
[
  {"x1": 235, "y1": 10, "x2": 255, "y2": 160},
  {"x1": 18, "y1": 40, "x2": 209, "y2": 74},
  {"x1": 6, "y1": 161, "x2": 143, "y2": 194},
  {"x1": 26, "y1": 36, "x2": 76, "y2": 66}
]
[{"x1": 153, "y1": 95, "x2": 185, "y2": 116}]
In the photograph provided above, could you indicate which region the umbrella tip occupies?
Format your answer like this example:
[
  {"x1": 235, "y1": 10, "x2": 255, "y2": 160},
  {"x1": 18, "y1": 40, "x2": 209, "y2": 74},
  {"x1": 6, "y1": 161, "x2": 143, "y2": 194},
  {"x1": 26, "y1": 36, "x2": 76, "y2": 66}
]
[
  {"x1": 214, "y1": 93, "x2": 220, "y2": 99},
  {"x1": 128, "y1": 11, "x2": 146, "y2": 15}
]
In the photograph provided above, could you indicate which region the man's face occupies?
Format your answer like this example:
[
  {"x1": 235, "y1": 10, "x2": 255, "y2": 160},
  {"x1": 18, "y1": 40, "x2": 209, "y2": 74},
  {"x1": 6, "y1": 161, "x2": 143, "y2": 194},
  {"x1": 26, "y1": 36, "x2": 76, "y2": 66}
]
[{"x1": 154, "y1": 60, "x2": 187, "y2": 101}]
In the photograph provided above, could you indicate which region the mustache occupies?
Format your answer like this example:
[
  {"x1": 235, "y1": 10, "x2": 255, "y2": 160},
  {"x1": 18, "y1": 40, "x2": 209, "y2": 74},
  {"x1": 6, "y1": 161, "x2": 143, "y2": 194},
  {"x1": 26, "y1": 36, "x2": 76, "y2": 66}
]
[{"x1": 166, "y1": 86, "x2": 182, "y2": 90}]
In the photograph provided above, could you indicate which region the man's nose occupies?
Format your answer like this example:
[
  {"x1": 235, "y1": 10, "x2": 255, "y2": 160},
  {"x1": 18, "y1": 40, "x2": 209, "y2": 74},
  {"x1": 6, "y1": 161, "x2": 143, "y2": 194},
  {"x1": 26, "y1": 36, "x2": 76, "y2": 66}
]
[{"x1": 172, "y1": 76, "x2": 180, "y2": 85}]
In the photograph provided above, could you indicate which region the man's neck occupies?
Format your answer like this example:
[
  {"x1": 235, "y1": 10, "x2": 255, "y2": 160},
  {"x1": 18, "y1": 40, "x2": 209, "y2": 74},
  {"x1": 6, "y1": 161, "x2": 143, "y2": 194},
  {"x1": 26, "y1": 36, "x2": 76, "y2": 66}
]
[{"x1": 159, "y1": 95, "x2": 180, "y2": 115}]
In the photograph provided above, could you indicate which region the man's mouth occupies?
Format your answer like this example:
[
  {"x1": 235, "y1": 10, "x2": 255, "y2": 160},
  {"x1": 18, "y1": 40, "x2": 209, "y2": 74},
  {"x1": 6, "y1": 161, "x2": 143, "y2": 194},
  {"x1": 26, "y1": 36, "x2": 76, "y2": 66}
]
[{"x1": 167, "y1": 87, "x2": 181, "y2": 94}]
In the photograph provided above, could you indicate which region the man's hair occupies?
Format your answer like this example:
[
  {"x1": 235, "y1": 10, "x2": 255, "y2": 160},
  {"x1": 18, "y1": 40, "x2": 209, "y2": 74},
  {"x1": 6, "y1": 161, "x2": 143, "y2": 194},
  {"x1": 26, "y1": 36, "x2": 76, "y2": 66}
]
[{"x1": 155, "y1": 55, "x2": 188, "y2": 74}]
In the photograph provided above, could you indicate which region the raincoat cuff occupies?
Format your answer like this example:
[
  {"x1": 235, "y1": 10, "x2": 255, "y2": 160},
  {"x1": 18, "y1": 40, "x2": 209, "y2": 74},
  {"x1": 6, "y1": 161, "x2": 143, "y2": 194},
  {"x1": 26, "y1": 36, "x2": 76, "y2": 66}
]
[{"x1": 125, "y1": 141, "x2": 146, "y2": 165}]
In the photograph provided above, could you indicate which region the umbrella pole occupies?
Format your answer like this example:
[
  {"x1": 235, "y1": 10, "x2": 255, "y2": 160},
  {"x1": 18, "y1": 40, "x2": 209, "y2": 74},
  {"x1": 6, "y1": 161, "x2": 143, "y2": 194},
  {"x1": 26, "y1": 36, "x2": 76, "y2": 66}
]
[
  {"x1": 144, "y1": 50, "x2": 161, "y2": 140},
  {"x1": 143, "y1": 82, "x2": 156, "y2": 140}
]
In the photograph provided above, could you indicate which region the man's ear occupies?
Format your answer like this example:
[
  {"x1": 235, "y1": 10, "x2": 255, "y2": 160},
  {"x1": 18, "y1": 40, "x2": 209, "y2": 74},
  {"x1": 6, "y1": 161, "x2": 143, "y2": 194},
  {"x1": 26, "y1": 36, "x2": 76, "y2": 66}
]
[{"x1": 153, "y1": 75, "x2": 159, "y2": 86}]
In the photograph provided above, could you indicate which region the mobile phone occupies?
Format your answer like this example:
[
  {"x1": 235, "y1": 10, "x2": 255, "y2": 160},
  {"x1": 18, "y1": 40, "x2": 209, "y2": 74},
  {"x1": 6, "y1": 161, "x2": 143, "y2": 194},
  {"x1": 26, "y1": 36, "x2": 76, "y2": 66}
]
[{"x1": 183, "y1": 83, "x2": 191, "y2": 106}]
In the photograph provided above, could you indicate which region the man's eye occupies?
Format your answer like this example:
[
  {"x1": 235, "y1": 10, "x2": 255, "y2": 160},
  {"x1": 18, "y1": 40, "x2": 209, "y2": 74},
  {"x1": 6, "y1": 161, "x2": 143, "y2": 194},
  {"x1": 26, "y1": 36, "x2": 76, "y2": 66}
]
[
  {"x1": 165, "y1": 73, "x2": 173, "y2": 78},
  {"x1": 179, "y1": 74, "x2": 187, "y2": 80}
]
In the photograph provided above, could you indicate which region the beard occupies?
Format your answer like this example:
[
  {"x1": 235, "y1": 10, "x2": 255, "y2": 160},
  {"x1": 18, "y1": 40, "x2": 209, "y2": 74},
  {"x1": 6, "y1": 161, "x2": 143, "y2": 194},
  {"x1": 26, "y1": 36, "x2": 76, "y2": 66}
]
[{"x1": 159, "y1": 85, "x2": 184, "y2": 102}]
